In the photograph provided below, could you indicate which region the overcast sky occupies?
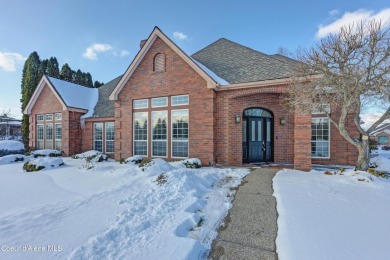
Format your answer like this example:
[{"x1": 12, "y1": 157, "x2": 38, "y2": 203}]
[{"x1": 0, "y1": 0, "x2": 389, "y2": 118}]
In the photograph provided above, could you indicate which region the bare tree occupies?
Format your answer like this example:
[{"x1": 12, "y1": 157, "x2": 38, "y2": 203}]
[
  {"x1": 0, "y1": 109, "x2": 13, "y2": 139},
  {"x1": 286, "y1": 20, "x2": 390, "y2": 171}
]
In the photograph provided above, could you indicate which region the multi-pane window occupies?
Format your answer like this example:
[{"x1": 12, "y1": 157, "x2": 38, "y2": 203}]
[
  {"x1": 105, "y1": 122, "x2": 115, "y2": 153},
  {"x1": 151, "y1": 97, "x2": 168, "y2": 108},
  {"x1": 37, "y1": 114, "x2": 44, "y2": 122},
  {"x1": 37, "y1": 124, "x2": 44, "y2": 150},
  {"x1": 45, "y1": 124, "x2": 53, "y2": 149},
  {"x1": 55, "y1": 113, "x2": 62, "y2": 121},
  {"x1": 55, "y1": 123, "x2": 62, "y2": 151},
  {"x1": 311, "y1": 118, "x2": 330, "y2": 158},
  {"x1": 378, "y1": 136, "x2": 388, "y2": 144},
  {"x1": 45, "y1": 114, "x2": 53, "y2": 121},
  {"x1": 133, "y1": 99, "x2": 148, "y2": 109},
  {"x1": 171, "y1": 95, "x2": 189, "y2": 106},
  {"x1": 94, "y1": 123, "x2": 103, "y2": 152},
  {"x1": 152, "y1": 111, "x2": 168, "y2": 157},
  {"x1": 134, "y1": 112, "x2": 148, "y2": 155},
  {"x1": 172, "y1": 109, "x2": 189, "y2": 158}
]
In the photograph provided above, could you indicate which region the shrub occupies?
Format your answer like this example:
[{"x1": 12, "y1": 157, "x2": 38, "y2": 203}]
[
  {"x1": 120, "y1": 156, "x2": 143, "y2": 165},
  {"x1": 154, "y1": 173, "x2": 168, "y2": 186},
  {"x1": 0, "y1": 149, "x2": 25, "y2": 157},
  {"x1": 183, "y1": 161, "x2": 201, "y2": 169},
  {"x1": 139, "y1": 158, "x2": 153, "y2": 168},
  {"x1": 23, "y1": 162, "x2": 45, "y2": 172},
  {"x1": 324, "y1": 170, "x2": 333, "y2": 175},
  {"x1": 368, "y1": 162, "x2": 378, "y2": 168},
  {"x1": 367, "y1": 168, "x2": 389, "y2": 179},
  {"x1": 382, "y1": 146, "x2": 390, "y2": 151}
]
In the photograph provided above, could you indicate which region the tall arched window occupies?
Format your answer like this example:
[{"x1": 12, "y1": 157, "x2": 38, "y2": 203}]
[{"x1": 154, "y1": 53, "x2": 165, "y2": 72}]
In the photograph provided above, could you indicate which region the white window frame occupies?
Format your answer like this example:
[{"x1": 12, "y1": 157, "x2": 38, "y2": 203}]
[
  {"x1": 133, "y1": 99, "x2": 149, "y2": 109},
  {"x1": 311, "y1": 117, "x2": 330, "y2": 159},
  {"x1": 151, "y1": 97, "x2": 168, "y2": 108},
  {"x1": 45, "y1": 123, "x2": 53, "y2": 149},
  {"x1": 36, "y1": 124, "x2": 44, "y2": 150},
  {"x1": 93, "y1": 123, "x2": 103, "y2": 152},
  {"x1": 151, "y1": 111, "x2": 168, "y2": 158},
  {"x1": 55, "y1": 123, "x2": 62, "y2": 151},
  {"x1": 133, "y1": 112, "x2": 148, "y2": 156},
  {"x1": 312, "y1": 103, "x2": 331, "y2": 115},
  {"x1": 37, "y1": 114, "x2": 44, "y2": 122},
  {"x1": 45, "y1": 114, "x2": 53, "y2": 121},
  {"x1": 105, "y1": 122, "x2": 115, "y2": 154},
  {"x1": 171, "y1": 95, "x2": 189, "y2": 106},
  {"x1": 55, "y1": 113, "x2": 62, "y2": 121},
  {"x1": 171, "y1": 109, "x2": 189, "y2": 159}
]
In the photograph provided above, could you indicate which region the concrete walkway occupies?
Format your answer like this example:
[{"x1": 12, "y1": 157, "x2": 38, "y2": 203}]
[{"x1": 209, "y1": 168, "x2": 279, "y2": 260}]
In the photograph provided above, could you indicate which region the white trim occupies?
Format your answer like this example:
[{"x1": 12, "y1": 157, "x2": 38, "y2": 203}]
[
  {"x1": 171, "y1": 95, "x2": 189, "y2": 106},
  {"x1": 36, "y1": 124, "x2": 44, "y2": 150},
  {"x1": 133, "y1": 99, "x2": 149, "y2": 109},
  {"x1": 54, "y1": 123, "x2": 62, "y2": 151},
  {"x1": 37, "y1": 114, "x2": 44, "y2": 122},
  {"x1": 151, "y1": 110, "x2": 168, "y2": 158},
  {"x1": 45, "y1": 113, "x2": 53, "y2": 121},
  {"x1": 24, "y1": 76, "x2": 67, "y2": 115},
  {"x1": 105, "y1": 122, "x2": 115, "y2": 154},
  {"x1": 133, "y1": 112, "x2": 148, "y2": 156},
  {"x1": 93, "y1": 122, "x2": 104, "y2": 152},
  {"x1": 109, "y1": 27, "x2": 218, "y2": 101},
  {"x1": 55, "y1": 113, "x2": 62, "y2": 121},
  {"x1": 171, "y1": 109, "x2": 189, "y2": 159},
  {"x1": 45, "y1": 123, "x2": 54, "y2": 149},
  {"x1": 151, "y1": 97, "x2": 168, "y2": 108},
  {"x1": 311, "y1": 117, "x2": 331, "y2": 159}
]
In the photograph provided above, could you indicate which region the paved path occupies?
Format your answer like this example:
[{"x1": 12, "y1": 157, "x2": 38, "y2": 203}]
[{"x1": 209, "y1": 168, "x2": 279, "y2": 260}]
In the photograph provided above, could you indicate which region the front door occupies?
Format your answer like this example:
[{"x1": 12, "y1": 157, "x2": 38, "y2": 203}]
[{"x1": 242, "y1": 108, "x2": 273, "y2": 163}]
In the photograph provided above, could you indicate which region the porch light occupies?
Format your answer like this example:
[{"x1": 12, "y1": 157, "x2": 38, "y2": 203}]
[
  {"x1": 235, "y1": 113, "x2": 241, "y2": 123},
  {"x1": 280, "y1": 116, "x2": 286, "y2": 125}
]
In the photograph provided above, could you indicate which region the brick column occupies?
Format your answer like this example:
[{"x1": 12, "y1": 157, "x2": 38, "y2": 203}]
[{"x1": 293, "y1": 112, "x2": 311, "y2": 171}]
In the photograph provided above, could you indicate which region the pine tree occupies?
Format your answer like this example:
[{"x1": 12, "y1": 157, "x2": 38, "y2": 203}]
[
  {"x1": 59, "y1": 63, "x2": 72, "y2": 81},
  {"x1": 20, "y1": 52, "x2": 41, "y2": 150},
  {"x1": 74, "y1": 69, "x2": 83, "y2": 85},
  {"x1": 85, "y1": 72, "x2": 93, "y2": 87},
  {"x1": 46, "y1": 57, "x2": 59, "y2": 77},
  {"x1": 94, "y1": 80, "x2": 104, "y2": 88},
  {"x1": 39, "y1": 59, "x2": 48, "y2": 78}
]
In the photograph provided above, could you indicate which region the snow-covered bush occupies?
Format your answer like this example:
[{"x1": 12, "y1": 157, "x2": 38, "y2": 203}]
[
  {"x1": 23, "y1": 157, "x2": 64, "y2": 172},
  {"x1": 139, "y1": 158, "x2": 175, "y2": 175},
  {"x1": 0, "y1": 154, "x2": 26, "y2": 165},
  {"x1": 120, "y1": 155, "x2": 143, "y2": 165},
  {"x1": 73, "y1": 150, "x2": 108, "y2": 170},
  {"x1": 0, "y1": 140, "x2": 24, "y2": 157},
  {"x1": 32, "y1": 149, "x2": 62, "y2": 158},
  {"x1": 182, "y1": 158, "x2": 202, "y2": 169}
]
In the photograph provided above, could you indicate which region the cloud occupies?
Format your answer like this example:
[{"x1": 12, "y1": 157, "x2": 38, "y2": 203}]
[
  {"x1": 316, "y1": 8, "x2": 390, "y2": 38},
  {"x1": 0, "y1": 52, "x2": 26, "y2": 72},
  {"x1": 173, "y1": 31, "x2": 188, "y2": 40},
  {"x1": 120, "y1": 49, "x2": 130, "y2": 57},
  {"x1": 83, "y1": 43, "x2": 113, "y2": 60},
  {"x1": 360, "y1": 113, "x2": 390, "y2": 130}
]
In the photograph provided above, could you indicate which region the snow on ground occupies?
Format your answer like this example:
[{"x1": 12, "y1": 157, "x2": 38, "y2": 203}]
[
  {"x1": 0, "y1": 154, "x2": 27, "y2": 165},
  {"x1": 0, "y1": 140, "x2": 23, "y2": 151},
  {"x1": 0, "y1": 157, "x2": 248, "y2": 259},
  {"x1": 274, "y1": 155, "x2": 390, "y2": 260}
]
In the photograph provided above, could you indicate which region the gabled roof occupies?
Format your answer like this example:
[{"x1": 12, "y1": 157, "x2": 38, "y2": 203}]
[
  {"x1": 191, "y1": 38, "x2": 298, "y2": 84},
  {"x1": 109, "y1": 27, "x2": 219, "y2": 100},
  {"x1": 89, "y1": 75, "x2": 122, "y2": 118},
  {"x1": 24, "y1": 75, "x2": 98, "y2": 115}
]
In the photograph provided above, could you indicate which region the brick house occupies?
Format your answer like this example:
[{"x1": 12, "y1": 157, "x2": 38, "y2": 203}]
[
  {"x1": 370, "y1": 123, "x2": 390, "y2": 145},
  {"x1": 24, "y1": 27, "x2": 359, "y2": 170}
]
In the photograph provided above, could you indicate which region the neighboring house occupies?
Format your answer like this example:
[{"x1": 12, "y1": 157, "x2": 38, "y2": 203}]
[
  {"x1": 24, "y1": 27, "x2": 359, "y2": 170},
  {"x1": 0, "y1": 115, "x2": 21, "y2": 140},
  {"x1": 370, "y1": 123, "x2": 390, "y2": 145}
]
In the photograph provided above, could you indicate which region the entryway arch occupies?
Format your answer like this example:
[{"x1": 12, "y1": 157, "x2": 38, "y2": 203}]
[{"x1": 242, "y1": 108, "x2": 274, "y2": 163}]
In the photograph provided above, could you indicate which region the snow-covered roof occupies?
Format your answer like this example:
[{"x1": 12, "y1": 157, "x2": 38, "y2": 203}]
[
  {"x1": 191, "y1": 58, "x2": 230, "y2": 85},
  {"x1": 47, "y1": 77, "x2": 98, "y2": 112}
]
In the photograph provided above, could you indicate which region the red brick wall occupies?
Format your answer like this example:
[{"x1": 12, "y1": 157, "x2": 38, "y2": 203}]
[
  {"x1": 115, "y1": 37, "x2": 215, "y2": 164},
  {"x1": 64, "y1": 111, "x2": 84, "y2": 156},
  {"x1": 29, "y1": 83, "x2": 64, "y2": 150},
  {"x1": 215, "y1": 85, "x2": 295, "y2": 165}
]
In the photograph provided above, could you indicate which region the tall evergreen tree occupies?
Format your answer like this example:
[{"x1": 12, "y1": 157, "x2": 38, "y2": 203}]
[
  {"x1": 46, "y1": 57, "x2": 59, "y2": 77},
  {"x1": 74, "y1": 69, "x2": 83, "y2": 85},
  {"x1": 59, "y1": 63, "x2": 72, "y2": 81},
  {"x1": 39, "y1": 59, "x2": 48, "y2": 78},
  {"x1": 20, "y1": 52, "x2": 41, "y2": 150},
  {"x1": 85, "y1": 72, "x2": 93, "y2": 87},
  {"x1": 94, "y1": 80, "x2": 104, "y2": 88}
]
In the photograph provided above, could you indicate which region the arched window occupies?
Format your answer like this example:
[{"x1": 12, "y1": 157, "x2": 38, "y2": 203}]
[{"x1": 154, "y1": 53, "x2": 165, "y2": 72}]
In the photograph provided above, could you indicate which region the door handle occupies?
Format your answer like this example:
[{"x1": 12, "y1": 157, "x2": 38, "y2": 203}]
[{"x1": 262, "y1": 141, "x2": 266, "y2": 151}]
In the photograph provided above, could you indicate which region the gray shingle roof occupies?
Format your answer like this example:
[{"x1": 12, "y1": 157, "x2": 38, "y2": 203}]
[
  {"x1": 191, "y1": 38, "x2": 298, "y2": 84},
  {"x1": 91, "y1": 75, "x2": 123, "y2": 118}
]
